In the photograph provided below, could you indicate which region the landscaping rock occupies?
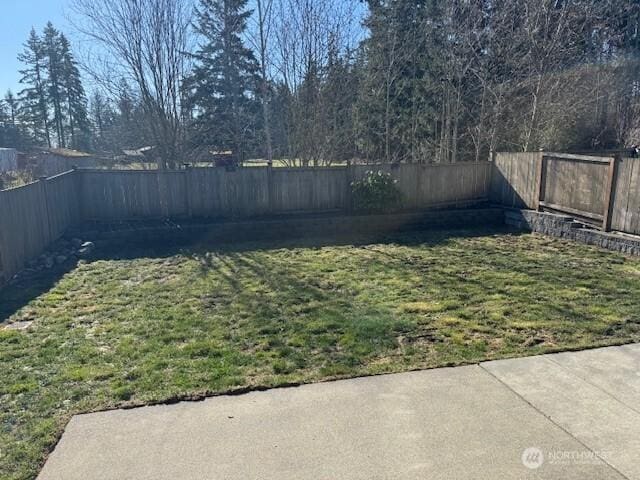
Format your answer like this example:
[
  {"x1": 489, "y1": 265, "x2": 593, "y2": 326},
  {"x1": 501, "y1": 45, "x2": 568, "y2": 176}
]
[
  {"x1": 78, "y1": 242, "x2": 95, "y2": 257},
  {"x1": 7, "y1": 236, "x2": 95, "y2": 286}
]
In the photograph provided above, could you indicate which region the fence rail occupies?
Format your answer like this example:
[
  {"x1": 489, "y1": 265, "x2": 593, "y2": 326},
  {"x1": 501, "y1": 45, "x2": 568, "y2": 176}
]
[{"x1": 0, "y1": 162, "x2": 491, "y2": 285}]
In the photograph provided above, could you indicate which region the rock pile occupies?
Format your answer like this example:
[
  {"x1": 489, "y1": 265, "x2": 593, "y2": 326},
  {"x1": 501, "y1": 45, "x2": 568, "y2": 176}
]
[{"x1": 10, "y1": 238, "x2": 95, "y2": 284}]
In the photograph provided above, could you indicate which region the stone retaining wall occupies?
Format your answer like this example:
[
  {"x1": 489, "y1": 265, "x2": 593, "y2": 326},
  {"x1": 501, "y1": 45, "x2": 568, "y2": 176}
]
[{"x1": 505, "y1": 209, "x2": 640, "y2": 256}]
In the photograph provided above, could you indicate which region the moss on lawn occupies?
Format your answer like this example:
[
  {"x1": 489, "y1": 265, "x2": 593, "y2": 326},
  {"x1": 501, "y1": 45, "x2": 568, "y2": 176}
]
[{"x1": 1, "y1": 228, "x2": 640, "y2": 479}]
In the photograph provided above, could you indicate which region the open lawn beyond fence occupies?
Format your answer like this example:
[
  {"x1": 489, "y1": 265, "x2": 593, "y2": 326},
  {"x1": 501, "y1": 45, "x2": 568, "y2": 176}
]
[{"x1": 2, "y1": 229, "x2": 640, "y2": 479}]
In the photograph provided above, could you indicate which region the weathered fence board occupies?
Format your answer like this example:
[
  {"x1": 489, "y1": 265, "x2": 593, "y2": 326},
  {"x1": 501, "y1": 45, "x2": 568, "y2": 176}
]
[
  {"x1": 187, "y1": 167, "x2": 270, "y2": 218},
  {"x1": 80, "y1": 170, "x2": 188, "y2": 219},
  {"x1": 0, "y1": 171, "x2": 80, "y2": 285},
  {"x1": 271, "y1": 168, "x2": 348, "y2": 212},
  {"x1": 45, "y1": 172, "x2": 82, "y2": 239},
  {"x1": 490, "y1": 152, "x2": 541, "y2": 209}
]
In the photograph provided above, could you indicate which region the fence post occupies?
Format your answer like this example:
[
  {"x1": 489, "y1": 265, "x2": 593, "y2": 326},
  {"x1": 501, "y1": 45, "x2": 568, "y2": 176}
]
[
  {"x1": 346, "y1": 160, "x2": 354, "y2": 213},
  {"x1": 184, "y1": 163, "x2": 193, "y2": 218},
  {"x1": 535, "y1": 152, "x2": 545, "y2": 211},
  {"x1": 39, "y1": 176, "x2": 54, "y2": 243},
  {"x1": 267, "y1": 164, "x2": 274, "y2": 214},
  {"x1": 602, "y1": 156, "x2": 618, "y2": 232}
]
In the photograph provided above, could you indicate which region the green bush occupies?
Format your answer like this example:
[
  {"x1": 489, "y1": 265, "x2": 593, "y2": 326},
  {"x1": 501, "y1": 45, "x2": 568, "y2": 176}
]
[{"x1": 351, "y1": 170, "x2": 402, "y2": 213}]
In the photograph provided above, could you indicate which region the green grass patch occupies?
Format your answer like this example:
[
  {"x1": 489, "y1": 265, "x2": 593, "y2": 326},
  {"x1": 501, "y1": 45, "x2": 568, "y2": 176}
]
[{"x1": 2, "y1": 228, "x2": 640, "y2": 479}]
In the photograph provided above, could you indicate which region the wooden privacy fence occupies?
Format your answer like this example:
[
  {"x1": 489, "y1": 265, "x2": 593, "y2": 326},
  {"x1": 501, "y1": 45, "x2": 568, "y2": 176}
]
[
  {"x1": 0, "y1": 171, "x2": 81, "y2": 285},
  {"x1": 0, "y1": 162, "x2": 491, "y2": 285},
  {"x1": 78, "y1": 162, "x2": 492, "y2": 220},
  {"x1": 491, "y1": 151, "x2": 640, "y2": 234}
]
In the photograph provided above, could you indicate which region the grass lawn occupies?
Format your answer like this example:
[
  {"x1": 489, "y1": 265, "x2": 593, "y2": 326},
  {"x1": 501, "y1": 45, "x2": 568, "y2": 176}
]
[{"x1": 2, "y1": 227, "x2": 640, "y2": 479}]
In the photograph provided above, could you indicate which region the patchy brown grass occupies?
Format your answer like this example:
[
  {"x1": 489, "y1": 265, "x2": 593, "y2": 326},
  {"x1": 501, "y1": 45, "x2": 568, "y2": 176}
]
[{"x1": 2, "y1": 228, "x2": 640, "y2": 479}]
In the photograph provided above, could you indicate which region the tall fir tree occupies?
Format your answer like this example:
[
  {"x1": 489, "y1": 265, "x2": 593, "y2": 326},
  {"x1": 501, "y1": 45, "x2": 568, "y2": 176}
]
[
  {"x1": 187, "y1": 0, "x2": 260, "y2": 163},
  {"x1": 43, "y1": 22, "x2": 66, "y2": 148},
  {"x1": 17, "y1": 24, "x2": 90, "y2": 150},
  {"x1": 18, "y1": 28, "x2": 51, "y2": 147},
  {"x1": 59, "y1": 33, "x2": 91, "y2": 150}
]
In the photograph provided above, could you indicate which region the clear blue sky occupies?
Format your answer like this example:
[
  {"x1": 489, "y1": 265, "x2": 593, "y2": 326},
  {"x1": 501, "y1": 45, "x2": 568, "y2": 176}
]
[{"x1": 0, "y1": 0, "x2": 71, "y2": 95}]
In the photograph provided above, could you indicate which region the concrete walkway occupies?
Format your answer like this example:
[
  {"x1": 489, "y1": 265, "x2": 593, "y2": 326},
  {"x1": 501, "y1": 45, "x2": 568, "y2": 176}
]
[{"x1": 39, "y1": 344, "x2": 640, "y2": 480}]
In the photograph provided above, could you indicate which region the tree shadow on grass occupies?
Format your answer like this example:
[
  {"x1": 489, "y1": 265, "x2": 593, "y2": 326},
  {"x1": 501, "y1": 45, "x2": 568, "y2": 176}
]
[
  {"x1": 0, "y1": 225, "x2": 524, "y2": 325},
  {"x1": 100, "y1": 225, "x2": 523, "y2": 260}
]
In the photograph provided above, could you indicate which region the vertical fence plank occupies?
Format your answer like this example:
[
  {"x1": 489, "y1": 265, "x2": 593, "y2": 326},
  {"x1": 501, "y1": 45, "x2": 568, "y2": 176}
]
[{"x1": 535, "y1": 153, "x2": 544, "y2": 210}]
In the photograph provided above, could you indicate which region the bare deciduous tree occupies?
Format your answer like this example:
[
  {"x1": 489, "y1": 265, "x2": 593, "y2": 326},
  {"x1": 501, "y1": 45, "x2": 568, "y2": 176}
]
[
  {"x1": 270, "y1": 0, "x2": 364, "y2": 165},
  {"x1": 72, "y1": 0, "x2": 192, "y2": 168},
  {"x1": 248, "y1": 0, "x2": 275, "y2": 165}
]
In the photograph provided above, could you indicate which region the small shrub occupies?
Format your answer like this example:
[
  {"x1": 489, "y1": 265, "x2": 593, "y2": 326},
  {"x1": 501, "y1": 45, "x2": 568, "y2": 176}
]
[{"x1": 351, "y1": 170, "x2": 402, "y2": 213}]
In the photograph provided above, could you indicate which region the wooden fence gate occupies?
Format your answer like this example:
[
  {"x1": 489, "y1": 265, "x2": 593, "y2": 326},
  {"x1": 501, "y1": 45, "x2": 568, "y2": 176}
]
[{"x1": 535, "y1": 153, "x2": 617, "y2": 230}]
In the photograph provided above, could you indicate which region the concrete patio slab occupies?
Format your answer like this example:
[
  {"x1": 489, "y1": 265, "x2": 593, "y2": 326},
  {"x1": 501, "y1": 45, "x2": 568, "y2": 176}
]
[
  {"x1": 483, "y1": 345, "x2": 640, "y2": 479},
  {"x1": 548, "y1": 343, "x2": 640, "y2": 412},
  {"x1": 38, "y1": 360, "x2": 626, "y2": 480}
]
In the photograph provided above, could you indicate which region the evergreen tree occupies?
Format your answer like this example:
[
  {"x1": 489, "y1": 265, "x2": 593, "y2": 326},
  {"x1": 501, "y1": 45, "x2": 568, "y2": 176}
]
[
  {"x1": 114, "y1": 79, "x2": 148, "y2": 149},
  {"x1": 3, "y1": 90, "x2": 18, "y2": 126},
  {"x1": 0, "y1": 96, "x2": 8, "y2": 146},
  {"x1": 18, "y1": 28, "x2": 51, "y2": 147},
  {"x1": 187, "y1": 0, "x2": 260, "y2": 163},
  {"x1": 59, "y1": 34, "x2": 91, "y2": 150},
  {"x1": 269, "y1": 82, "x2": 294, "y2": 160},
  {"x1": 90, "y1": 91, "x2": 114, "y2": 151},
  {"x1": 0, "y1": 90, "x2": 28, "y2": 149},
  {"x1": 87, "y1": 83, "x2": 152, "y2": 155},
  {"x1": 322, "y1": 49, "x2": 359, "y2": 163},
  {"x1": 43, "y1": 22, "x2": 67, "y2": 148},
  {"x1": 17, "y1": 24, "x2": 91, "y2": 150}
]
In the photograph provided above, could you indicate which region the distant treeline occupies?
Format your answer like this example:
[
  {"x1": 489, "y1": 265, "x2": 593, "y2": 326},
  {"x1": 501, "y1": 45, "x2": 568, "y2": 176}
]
[{"x1": 1, "y1": 0, "x2": 639, "y2": 167}]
